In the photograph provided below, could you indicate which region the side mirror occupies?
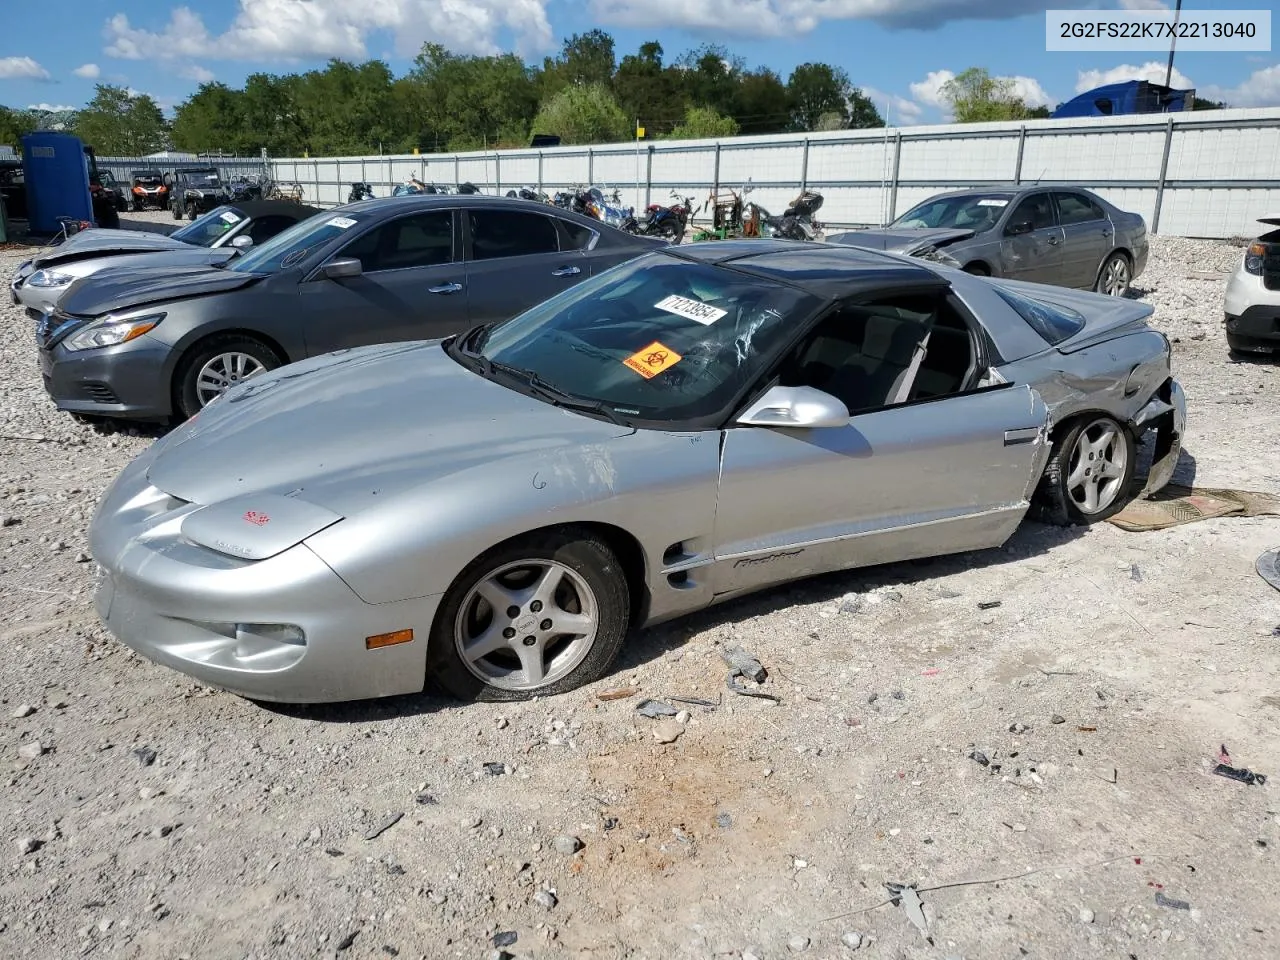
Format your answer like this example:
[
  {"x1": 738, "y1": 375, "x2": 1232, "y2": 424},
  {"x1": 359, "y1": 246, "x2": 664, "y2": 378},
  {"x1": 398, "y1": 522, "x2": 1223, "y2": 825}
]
[
  {"x1": 229, "y1": 234, "x2": 254, "y2": 249},
  {"x1": 322, "y1": 257, "x2": 362, "y2": 280},
  {"x1": 1006, "y1": 220, "x2": 1033, "y2": 237},
  {"x1": 736, "y1": 385, "x2": 849, "y2": 429}
]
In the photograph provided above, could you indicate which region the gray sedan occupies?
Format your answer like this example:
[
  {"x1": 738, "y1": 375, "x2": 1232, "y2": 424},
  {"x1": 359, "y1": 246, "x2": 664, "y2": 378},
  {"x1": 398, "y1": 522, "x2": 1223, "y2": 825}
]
[
  {"x1": 88, "y1": 242, "x2": 1184, "y2": 704},
  {"x1": 827, "y1": 186, "x2": 1148, "y2": 296},
  {"x1": 38, "y1": 196, "x2": 662, "y2": 421}
]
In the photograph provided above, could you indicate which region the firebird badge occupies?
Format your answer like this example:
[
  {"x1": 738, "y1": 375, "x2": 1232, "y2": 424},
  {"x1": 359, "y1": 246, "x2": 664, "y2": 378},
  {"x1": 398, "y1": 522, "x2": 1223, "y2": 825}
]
[{"x1": 243, "y1": 510, "x2": 270, "y2": 526}]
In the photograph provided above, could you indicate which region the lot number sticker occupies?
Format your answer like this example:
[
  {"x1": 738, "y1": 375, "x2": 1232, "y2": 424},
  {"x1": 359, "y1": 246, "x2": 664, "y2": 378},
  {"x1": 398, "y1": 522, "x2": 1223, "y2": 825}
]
[
  {"x1": 327, "y1": 216, "x2": 358, "y2": 229},
  {"x1": 624, "y1": 341, "x2": 683, "y2": 379},
  {"x1": 977, "y1": 199, "x2": 1008, "y2": 207},
  {"x1": 220, "y1": 211, "x2": 242, "y2": 223},
  {"x1": 655, "y1": 294, "x2": 726, "y2": 325}
]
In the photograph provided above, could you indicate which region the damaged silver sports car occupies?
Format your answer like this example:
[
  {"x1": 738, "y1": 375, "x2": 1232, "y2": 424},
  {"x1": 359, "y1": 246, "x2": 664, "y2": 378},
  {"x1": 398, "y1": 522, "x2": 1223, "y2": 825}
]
[{"x1": 89, "y1": 242, "x2": 1184, "y2": 704}]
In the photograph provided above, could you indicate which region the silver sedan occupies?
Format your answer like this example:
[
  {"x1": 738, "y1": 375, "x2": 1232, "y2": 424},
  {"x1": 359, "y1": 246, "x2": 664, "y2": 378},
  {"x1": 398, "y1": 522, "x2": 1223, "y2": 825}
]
[
  {"x1": 827, "y1": 186, "x2": 1149, "y2": 296},
  {"x1": 89, "y1": 242, "x2": 1184, "y2": 704}
]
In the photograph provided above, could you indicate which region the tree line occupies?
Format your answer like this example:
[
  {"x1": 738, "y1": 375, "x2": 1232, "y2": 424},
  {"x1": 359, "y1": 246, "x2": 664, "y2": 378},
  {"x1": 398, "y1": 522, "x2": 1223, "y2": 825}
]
[{"x1": 0, "y1": 34, "x2": 1230, "y2": 159}]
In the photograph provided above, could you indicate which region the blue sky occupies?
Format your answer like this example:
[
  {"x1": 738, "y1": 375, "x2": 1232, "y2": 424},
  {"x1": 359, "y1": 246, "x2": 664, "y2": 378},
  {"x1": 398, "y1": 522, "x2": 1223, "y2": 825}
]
[{"x1": 2, "y1": 0, "x2": 1276, "y2": 123}]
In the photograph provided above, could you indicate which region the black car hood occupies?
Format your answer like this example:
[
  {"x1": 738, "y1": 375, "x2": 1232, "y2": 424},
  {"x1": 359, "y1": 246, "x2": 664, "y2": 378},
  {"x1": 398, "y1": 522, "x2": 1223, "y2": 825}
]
[
  {"x1": 826, "y1": 226, "x2": 975, "y2": 253},
  {"x1": 60, "y1": 264, "x2": 260, "y2": 318}
]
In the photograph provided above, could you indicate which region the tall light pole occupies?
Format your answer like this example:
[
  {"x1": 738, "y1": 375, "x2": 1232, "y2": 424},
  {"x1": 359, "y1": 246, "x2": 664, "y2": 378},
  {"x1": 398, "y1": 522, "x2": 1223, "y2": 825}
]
[{"x1": 1164, "y1": 0, "x2": 1184, "y2": 89}]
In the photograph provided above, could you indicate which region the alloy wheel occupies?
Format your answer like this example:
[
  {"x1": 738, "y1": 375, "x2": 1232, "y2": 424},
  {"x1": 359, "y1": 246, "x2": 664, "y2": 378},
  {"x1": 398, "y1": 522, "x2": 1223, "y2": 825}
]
[
  {"x1": 1103, "y1": 257, "x2": 1130, "y2": 296},
  {"x1": 454, "y1": 559, "x2": 598, "y2": 691},
  {"x1": 1066, "y1": 418, "x2": 1128, "y2": 515},
  {"x1": 195, "y1": 352, "x2": 268, "y2": 406}
]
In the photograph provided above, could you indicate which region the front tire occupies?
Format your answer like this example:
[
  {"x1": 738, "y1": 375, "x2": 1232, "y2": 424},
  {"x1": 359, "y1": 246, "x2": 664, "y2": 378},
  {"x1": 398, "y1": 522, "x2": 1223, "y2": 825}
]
[
  {"x1": 1034, "y1": 415, "x2": 1136, "y2": 525},
  {"x1": 1097, "y1": 252, "x2": 1131, "y2": 297},
  {"x1": 174, "y1": 336, "x2": 279, "y2": 419},
  {"x1": 428, "y1": 529, "x2": 630, "y2": 702},
  {"x1": 186, "y1": 202, "x2": 199, "y2": 221},
  {"x1": 171, "y1": 202, "x2": 182, "y2": 220}
]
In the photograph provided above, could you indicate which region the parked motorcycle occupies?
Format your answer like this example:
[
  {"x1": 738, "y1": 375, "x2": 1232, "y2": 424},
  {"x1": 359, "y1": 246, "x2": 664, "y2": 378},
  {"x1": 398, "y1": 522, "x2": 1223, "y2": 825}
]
[
  {"x1": 579, "y1": 186, "x2": 634, "y2": 230},
  {"x1": 505, "y1": 186, "x2": 550, "y2": 203},
  {"x1": 347, "y1": 182, "x2": 375, "y2": 202},
  {"x1": 747, "y1": 189, "x2": 825, "y2": 241},
  {"x1": 626, "y1": 191, "x2": 696, "y2": 243}
]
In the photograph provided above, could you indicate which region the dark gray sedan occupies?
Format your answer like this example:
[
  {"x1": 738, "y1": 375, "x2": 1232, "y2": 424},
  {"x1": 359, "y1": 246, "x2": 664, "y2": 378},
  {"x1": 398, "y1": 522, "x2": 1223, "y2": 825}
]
[
  {"x1": 827, "y1": 186, "x2": 1148, "y2": 296},
  {"x1": 38, "y1": 196, "x2": 663, "y2": 421}
]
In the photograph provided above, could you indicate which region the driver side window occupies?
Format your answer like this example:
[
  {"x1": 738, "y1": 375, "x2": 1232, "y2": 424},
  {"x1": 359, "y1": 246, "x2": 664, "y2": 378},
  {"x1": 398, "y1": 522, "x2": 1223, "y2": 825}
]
[
  {"x1": 1005, "y1": 193, "x2": 1056, "y2": 233},
  {"x1": 776, "y1": 295, "x2": 975, "y2": 414},
  {"x1": 340, "y1": 211, "x2": 455, "y2": 273}
]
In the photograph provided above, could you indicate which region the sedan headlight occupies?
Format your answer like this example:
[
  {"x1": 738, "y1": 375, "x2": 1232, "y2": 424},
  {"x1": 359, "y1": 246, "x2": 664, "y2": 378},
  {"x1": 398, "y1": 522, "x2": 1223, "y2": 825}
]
[
  {"x1": 27, "y1": 269, "x2": 75, "y2": 288},
  {"x1": 1245, "y1": 242, "x2": 1266, "y2": 276},
  {"x1": 63, "y1": 313, "x2": 165, "y2": 352}
]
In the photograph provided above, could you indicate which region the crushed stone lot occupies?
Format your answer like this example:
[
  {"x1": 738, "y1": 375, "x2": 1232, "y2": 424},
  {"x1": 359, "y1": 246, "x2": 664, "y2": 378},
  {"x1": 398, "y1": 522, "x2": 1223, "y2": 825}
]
[{"x1": 1, "y1": 225, "x2": 1278, "y2": 960}]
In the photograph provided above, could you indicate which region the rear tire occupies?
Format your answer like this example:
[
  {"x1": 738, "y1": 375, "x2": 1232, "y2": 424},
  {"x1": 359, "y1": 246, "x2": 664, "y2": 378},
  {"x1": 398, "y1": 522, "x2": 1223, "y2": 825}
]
[
  {"x1": 1033, "y1": 415, "x2": 1136, "y2": 525},
  {"x1": 428, "y1": 528, "x2": 630, "y2": 702},
  {"x1": 173, "y1": 335, "x2": 280, "y2": 420},
  {"x1": 1096, "y1": 252, "x2": 1131, "y2": 297}
]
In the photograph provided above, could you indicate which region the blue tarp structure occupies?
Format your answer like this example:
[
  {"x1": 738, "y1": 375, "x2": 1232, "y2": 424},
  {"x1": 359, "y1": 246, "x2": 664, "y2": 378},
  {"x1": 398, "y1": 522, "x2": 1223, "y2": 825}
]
[{"x1": 1051, "y1": 80, "x2": 1195, "y2": 118}]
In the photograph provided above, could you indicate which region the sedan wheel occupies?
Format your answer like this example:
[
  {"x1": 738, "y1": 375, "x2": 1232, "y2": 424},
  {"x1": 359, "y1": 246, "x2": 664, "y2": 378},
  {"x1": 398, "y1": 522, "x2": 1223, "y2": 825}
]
[
  {"x1": 430, "y1": 529, "x2": 630, "y2": 701},
  {"x1": 1097, "y1": 253, "x2": 1131, "y2": 297},
  {"x1": 195, "y1": 352, "x2": 268, "y2": 406},
  {"x1": 1034, "y1": 415, "x2": 1136, "y2": 525},
  {"x1": 175, "y1": 336, "x2": 279, "y2": 419}
]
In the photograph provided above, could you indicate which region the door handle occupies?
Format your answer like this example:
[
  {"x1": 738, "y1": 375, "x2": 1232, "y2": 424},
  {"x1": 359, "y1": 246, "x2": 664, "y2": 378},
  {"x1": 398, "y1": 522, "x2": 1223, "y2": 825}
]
[
  {"x1": 1101, "y1": 229, "x2": 1113, "y2": 238},
  {"x1": 551, "y1": 266, "x2": 581, "y2": 277},
  {"x1": 428, "y1": 282, "x2": 463, "y2": 294},
  {"x1": 1004, "y1": 427, "x2": 1042, "y2": 446},
  {"x1": 1046, "y1": 236, "x2": 1060, "y2": 245}
]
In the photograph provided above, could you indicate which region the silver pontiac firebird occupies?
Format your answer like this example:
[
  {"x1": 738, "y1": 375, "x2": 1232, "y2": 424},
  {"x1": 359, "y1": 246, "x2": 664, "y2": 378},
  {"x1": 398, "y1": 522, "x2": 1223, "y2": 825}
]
[{"x1": 89, "y1": 242, "x2": 1185, "y2": 704}]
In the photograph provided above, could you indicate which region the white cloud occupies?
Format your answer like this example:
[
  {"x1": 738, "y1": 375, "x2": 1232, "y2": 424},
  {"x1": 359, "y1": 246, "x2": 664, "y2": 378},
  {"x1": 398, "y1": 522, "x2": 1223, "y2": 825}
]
[
  {"x1": 179, "y1": 64, "x2": 216, "y2": 83},
  {"x1": 1076, "y1": 61, "x2": 1194, "y2": 93},
  {"x1": 859, "y1": 86, "x2": 924, "y2": 125},
  {"x1": 1203, "y1": 64, "x2": 1280, "y2": 108},
  {"x1": 73, "y1": 63, "x2": 101, "y2": 79},
  {"x1": 1006, "y1": 76, "x2": 1051, "y2": 108},
  {"x1": 909, "y1": 69, "x2": 955, "y2": 109},
  {"x1": 0, "y1": 56, "x2": 51, "y2": 81},
  {"x1": 27, "y1": 103, "x2": 78, "y2": 112},
  {"x1": 104, "y1": 0, "x2": 554, "y2": 61}
]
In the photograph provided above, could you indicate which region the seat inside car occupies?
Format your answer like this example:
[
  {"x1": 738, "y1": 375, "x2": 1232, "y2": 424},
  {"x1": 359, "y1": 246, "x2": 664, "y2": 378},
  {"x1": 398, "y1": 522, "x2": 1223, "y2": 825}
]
[{"x1": 779, "y1": 304, "x2": 933, "y2": 413}]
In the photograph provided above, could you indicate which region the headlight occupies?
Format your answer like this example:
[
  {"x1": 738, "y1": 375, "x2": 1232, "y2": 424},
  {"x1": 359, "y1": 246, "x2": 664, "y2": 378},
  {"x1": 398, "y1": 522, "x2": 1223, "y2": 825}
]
[
  {"x1": 1245, "y1": 242, "x2": 1266, "y2": 276},
  {"x1": 63, "y1": 313, "x2": 165, "y2": 352},
  {"x1": 27, "y1": 269, "x2": 75, "y2": 288}
]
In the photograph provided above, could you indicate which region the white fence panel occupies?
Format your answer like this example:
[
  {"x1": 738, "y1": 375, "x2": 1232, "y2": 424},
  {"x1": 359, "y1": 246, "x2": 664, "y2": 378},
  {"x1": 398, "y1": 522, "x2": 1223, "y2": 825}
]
[{"x1": 260, "y1": 107, "x2": 1280, "y2": 237}]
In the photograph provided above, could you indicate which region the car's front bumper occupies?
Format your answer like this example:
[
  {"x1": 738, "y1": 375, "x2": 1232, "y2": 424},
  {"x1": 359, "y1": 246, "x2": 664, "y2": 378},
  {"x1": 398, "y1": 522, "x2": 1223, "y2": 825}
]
[
  {"x1": 1135, "y1": 377, "x2": 1186, "y2": 498},
  {"x1": 90, "y1": 450, "x2": 440, "y2": 703},
  {"x1": 38, "y1": 333, "x2": 175, "y2": 420},
  {"x1": 16, "y1": 283, "x2": 63, "y2": 318},
  {"x1": 10, "y1": 260, "x2": 34, "y2": 305}
]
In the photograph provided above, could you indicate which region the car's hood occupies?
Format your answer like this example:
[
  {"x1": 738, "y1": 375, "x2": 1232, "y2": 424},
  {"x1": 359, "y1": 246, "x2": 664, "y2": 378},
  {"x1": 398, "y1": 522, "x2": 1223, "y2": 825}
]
[
  {"x1": 147, "y1": 342, "x2": 633, "y2": 516},
  {"x1": 826, "y1": 227, "x2": 975, "y2": 253},
  {"x1": 35, "y1": 228, "x2": 185, "y2": 267},
  {"x1": 59, "y1": 246, "x2": 238, "y2": 279},
  {"x1": 59, "y1": 264, "x2": 259, "y2": 318},
  {"x1": 994, "y1": 279, "x2": 1156, "y2": 353}
]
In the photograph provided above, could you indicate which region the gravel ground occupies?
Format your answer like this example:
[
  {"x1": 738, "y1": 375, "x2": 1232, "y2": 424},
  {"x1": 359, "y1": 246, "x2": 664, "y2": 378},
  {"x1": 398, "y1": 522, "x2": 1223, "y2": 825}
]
[{"x1": 1, "y1": 224, "x2": 1278, "y2": 960}]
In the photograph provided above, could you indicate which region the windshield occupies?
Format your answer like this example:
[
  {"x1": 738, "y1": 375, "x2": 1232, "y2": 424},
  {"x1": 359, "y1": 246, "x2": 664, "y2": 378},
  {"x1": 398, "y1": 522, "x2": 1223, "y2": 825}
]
[
  {"x1": 464, "y1": 253, "x2": 822, "y2": 424},
  {"x1": 184, "y1": 170, "x2": 222, "y2": 187},
  {"x1": 172, "y1": 206, "x2": 245, "y2": 247},
  {"x1": 891, "y1": 193, "x2": 1013, "y2": 231},
  {"x1": 132, "y1": 172, "x2": 163, "y2": 184},
  {"x1": 228, "y1": 211, "x2": 356, "y2": 274}
]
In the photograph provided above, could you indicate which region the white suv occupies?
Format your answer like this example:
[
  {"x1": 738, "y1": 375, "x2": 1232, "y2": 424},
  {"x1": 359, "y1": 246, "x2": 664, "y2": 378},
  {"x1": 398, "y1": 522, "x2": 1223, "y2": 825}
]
[{"x1": 1224, "y1": 217, "x2": 1280, "y2": 355}]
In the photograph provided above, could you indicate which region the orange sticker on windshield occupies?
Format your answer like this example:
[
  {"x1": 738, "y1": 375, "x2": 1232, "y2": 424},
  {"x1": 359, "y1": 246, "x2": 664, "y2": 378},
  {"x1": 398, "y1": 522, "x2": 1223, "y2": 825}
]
[{"x1": 623, "y1": 341, "x2": 682, "y2": 379}]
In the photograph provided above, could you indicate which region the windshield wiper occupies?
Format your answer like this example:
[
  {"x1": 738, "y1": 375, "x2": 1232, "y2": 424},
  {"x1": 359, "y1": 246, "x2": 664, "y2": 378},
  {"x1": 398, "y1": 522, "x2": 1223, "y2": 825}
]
[{"x1": 523, "y1": 374, "x2": 630, "y2": 428}]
